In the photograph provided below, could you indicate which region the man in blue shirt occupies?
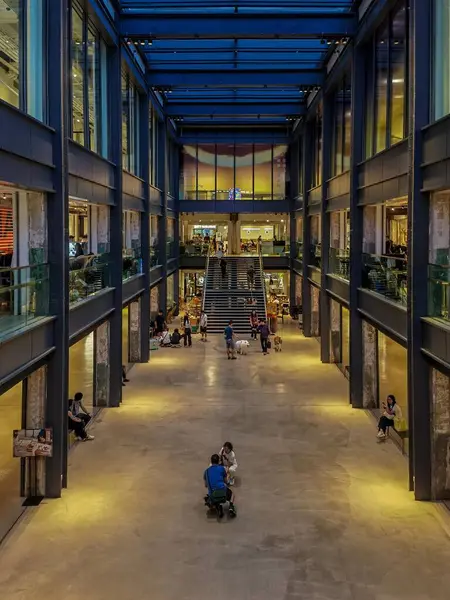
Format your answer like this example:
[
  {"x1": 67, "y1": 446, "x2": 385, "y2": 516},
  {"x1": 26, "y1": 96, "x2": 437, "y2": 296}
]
[
  {"x1": 224, "y1": 320, "x2": 237, "y2": 360},
  {"x1": 204, "y1": 454, "x2": 236, "y2": 517}
]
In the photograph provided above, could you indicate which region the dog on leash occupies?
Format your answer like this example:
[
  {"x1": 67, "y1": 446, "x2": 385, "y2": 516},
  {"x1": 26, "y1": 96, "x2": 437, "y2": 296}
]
[
  {"x1": 235, "y1": 340, "x2": 250, "y2": 355},
  {"x1": 274, "y1": 336, "x2": 283, "y2": 352}
]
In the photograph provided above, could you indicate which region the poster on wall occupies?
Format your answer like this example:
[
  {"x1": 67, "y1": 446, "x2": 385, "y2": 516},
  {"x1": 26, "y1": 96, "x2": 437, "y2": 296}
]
[{"x1": 13, "y1": 429, "x2": 53, "y2": 458}]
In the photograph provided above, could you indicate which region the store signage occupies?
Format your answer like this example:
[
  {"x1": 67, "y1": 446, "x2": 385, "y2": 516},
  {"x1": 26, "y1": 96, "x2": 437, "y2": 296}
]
[{"x1": 13, "y1": 429, "x2": 53, "y2": 458}]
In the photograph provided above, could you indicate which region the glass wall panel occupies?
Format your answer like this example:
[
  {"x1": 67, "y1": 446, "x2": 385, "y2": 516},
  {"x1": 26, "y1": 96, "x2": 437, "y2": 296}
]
[
  {"x1": 129, "y1": 83, "x2": 137, "y2": 174},
  {"x1": 254, "y1": 144, "x2": 272, "y2": 200},
  {"x1": 121, "y1": 73, "x2": 129, "y2": 167},
  {"x1": 180, "y1": 146, "x2": 197, "y2": 200},
  {"x1": 0, "y1": 0, "x2": 20, "y2": 108},
  {"x1": 343, "y1": 77, "x2": 352, "y2": 171},
  {"x1": 333, "y1": 85, "x2": 344, "y2": 176},
  {"x1": 390, "y1": 2, "x2": 406, "y2": 145},
  {"x1": 235, "y1": 144, "x2": 253, "y2": 200},
  {"x1": 197, "y1": 144, "x2": 215, "y2": 200},
  {"x1": 87, "y1": 28, "x2": 99, "y2": 153},
  {"x1": 216, "y1": 144, "x2": 234, "y2": 200},
  {"x1": 71, "y1": 8, "x2": 85, "y2": 146},
  {"x1": 311, "y1": 104, "x2": 323, "y2": 187},
  {"x1": 434, "y1": 0, "x2": 450, "y2": 119},
  {"x1": 273, "y1": 145, "x2": 287, "y2": 200},
  {"x1": 375, "y1": 23, "x2": 389, "y2": 154},
  {"x1": 26, "y1": 0, "x2": 44, "y2": 121},
  {"x1": 341, "y1": 306, "x2": 350, "y2": 374}
]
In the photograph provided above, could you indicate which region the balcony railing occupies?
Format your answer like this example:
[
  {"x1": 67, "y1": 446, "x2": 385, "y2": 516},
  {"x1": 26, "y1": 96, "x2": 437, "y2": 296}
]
[
  {"x1": 308, "y1": 243, "x2": 322, "y2": 269},
  {"x1": 150, "y1": 245, "x2": 160, "y2": 268},
  {"x1": 0, "y1": 264, "x2": 50, "y2": 339},
  {"x1": 362, "y1": 253, "x2": 407, "y2": 306},
  {"x1": 180, "y1": 242, "x2": 209, "y2": 256},
  {"x1": 122, "y1": 248, "x2": 143, "y2": 281},
  {"x1": 428, "y1": 263, "x2": 450, "y2": 320},
  {"x1": 69, "y1": 254, "x2": 111, "y2": 304},
  {"x1": 329, "y1": 247, "x2": 350, "y2": 281}
]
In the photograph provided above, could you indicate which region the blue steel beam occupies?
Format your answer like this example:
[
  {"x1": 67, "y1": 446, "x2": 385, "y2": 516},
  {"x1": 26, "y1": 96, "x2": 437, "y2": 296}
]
[
  {"x1": 148, "y1": 70, "x2": 324, "y2": 86},
  {"x1": 121, "y1": 13, "x2": 357, "y2": 39},
  {"x1": 165, "y1": 102, "x2": 305, "y2": 116}
]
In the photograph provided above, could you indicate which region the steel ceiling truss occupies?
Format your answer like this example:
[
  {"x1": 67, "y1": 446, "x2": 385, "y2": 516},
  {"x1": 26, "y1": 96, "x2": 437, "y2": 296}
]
[{"x1": 119, "y1": 0, "x2": 357, "y2": 124}]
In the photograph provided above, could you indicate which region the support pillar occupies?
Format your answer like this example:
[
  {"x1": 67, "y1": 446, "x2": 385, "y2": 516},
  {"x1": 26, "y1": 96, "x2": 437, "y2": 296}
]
[
  {"x1": 108, "y1": 44, "x2": 124, "y2": 407},
  {"x1": 158, "y1": 118, "x2": 168, "y2": 313},
  {"x1": 129, "y1": 299, "x2": 141, "y2": 362},
  {"x1": 140, "y1": 94, "x2": 150, "y2": 363},
  {"x1": 45, "y1": 0, "x2": 69, "y2": 495},
  {"x1": 362, "y1": 321, "x2": 378, "y2": 409},
  {"x1": 320, "y1": 93, "x2": 332, "y2": 363},
  {"x1": 431, "y1": 368, "x2": 450, "y2": 500},
  {"x1": 408, "y1": 0, "x2": 432, "y2": 499},
  {"x1": 25, "y1": 366, "x2": 47, "y2": 498},
  {"x1": 94, "y1": 321, "x2": 110, "y2": 407},
  {"x1": 301, "y1": 126, "x2": 312, "y2": 336},
  {"x1": 349, "y1": 43, "x2": 365, "y2": 408}
]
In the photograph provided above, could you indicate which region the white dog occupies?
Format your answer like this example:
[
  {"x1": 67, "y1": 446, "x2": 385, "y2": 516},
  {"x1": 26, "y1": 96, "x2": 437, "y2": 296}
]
[{"x1": 235, "y1": 340, "x2": 250, "y2": 355}]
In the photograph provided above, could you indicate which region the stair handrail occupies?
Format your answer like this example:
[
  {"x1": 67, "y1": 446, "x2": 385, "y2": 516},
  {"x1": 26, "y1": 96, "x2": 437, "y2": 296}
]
[
  {"x1": 258, "y1": 246, "x2": 268, "y2": 319},
  {"x1": 201, "y1": 245, "x2": 211, "y2": 312}
]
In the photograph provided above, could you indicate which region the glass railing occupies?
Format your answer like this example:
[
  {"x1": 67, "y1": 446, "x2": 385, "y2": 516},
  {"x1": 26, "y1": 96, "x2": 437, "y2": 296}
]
[
  {"x1": 69, "y1": 254, "x2": 111, "y2": 304},
  {"x1": 167, "y1": 240, "x2": 176, "y2": 260},
  {"x1": 181, "y1": 190, "x2": 284, "y2": 201},
  {"x1": 428, "y1": 264, "x2": 450, "y2": 320},
  {"x1": 150, "y1": 246, "x2": 160, "y2": 268},
  {"x1": 294, "y1": 241, "x2": 303, "y2": 260},
  {"x1": 180, "y1": 242, "x2": 209, "y2": 256},
  {"x1": 122, "y1": 248, "x2": 143, "y2": 281},
  {"x1": 329, "y1": 247, "x2": 350, "y2": 280},
  {"x1": 308, "y1": 243, "x2": 322, "y2": 268},
  {"x1": 362, "y1": 253, "x2": 407, "y2": 306},
  {"x1": 0, "y1": 264, "x2": 50, "y2": 339}
]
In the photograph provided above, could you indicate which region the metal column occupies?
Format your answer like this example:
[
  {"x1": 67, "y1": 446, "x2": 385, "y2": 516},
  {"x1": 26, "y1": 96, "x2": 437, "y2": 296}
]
[
  {"x1": 408, "y1": 0, "x2": 431, "y2": 500},
  {"x1": 108, "y1": 43, "x2": 124, "y2": 407},
  {"x1": 158, "y1": 118, "x2": 168, "y2": 312},
  {"x1": 320, "y1": 93, "x2": 333, "y2": 363},
  {"x1": 301, "y1": 125, "x2": 312, "y2": 337},
  {"x1": 349, "y1": 43, "x2": 365, "y2": 409},
  {"x1": 45, "y1": 0, "x2": 69, "y2": 495},
  {"x1": 140, "y1": 95, "x2": 150, "y2": 363}
]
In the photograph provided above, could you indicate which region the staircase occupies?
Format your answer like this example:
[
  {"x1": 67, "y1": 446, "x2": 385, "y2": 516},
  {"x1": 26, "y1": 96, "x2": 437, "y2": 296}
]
[{"x1": 203, "y1": 255, "x2": 267, "y2": 334}]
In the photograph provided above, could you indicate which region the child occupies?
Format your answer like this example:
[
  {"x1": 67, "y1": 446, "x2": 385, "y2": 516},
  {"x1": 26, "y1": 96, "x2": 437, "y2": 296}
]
[{"x1": 219, "y1": 441, "x2": 238, "y2": 486}]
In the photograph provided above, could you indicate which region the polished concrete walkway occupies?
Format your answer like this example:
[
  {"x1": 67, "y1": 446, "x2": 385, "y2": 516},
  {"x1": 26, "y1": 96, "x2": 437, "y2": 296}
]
[{"x1": 1, "y1": 324, "x2": 450, "y2": 599}]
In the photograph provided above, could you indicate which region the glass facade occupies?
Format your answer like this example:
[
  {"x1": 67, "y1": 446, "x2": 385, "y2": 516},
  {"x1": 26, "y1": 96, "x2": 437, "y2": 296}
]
[
  {"x1": 0, "y1": 0, "x2": 45, "y2": 120},
  {"x1": 332, "y1": 74, "x2": 352, "y2": 176},
  {"x1": 434, "y1": 0, "x2": 450, "y2": 119},
  {"x1": 71, "y1": 3, "x2": 108, "y2": 157},
  {"x1": 311, "y1": 103, "x2": 323, "y2": 187},
  {"x1": 365, "y1": 0, "x2": 407, "y2": 158},
  {"x1": 121, "y1": 70, "x2": 140, "y2": 174},
  {"x1": 179, "y1": 144, "x2": 288, "y2": 201}
]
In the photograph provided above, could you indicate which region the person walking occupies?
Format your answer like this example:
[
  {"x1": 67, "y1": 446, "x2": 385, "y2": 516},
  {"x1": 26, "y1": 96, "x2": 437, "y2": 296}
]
[
  {"x1": 224, "y1": 319, "x2": 237, "y2": 360},
  {"x1": 258, "y1": 318, "x2": 270, "y2": 355},
  {"x1": 183, "y1": 312, "x2": 193, "y2": 347},
  {"x1": 220, "y1": 257, "x2": 227, "y2": 278},
  {"x1": 199, "y1": 310, "x2": 208, "y2": 342},
  {"x1": 247, "y1": 264, "x2": 255, "y2": 289},
  {"x1": 249, "y1": 309, "x2": 258, "y2": 340}
]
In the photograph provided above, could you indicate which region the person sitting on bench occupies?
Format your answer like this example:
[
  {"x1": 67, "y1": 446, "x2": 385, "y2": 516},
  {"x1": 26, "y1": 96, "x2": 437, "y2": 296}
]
[
  {"x1": 377, "y1": 394, "x2": 402, "y2": 439},
  {"x1": 68, "y1": 399, "x2": 94, "y2": 441}
]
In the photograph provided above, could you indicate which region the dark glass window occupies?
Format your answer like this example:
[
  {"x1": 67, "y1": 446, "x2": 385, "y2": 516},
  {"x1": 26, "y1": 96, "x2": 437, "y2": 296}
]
[{"x1": 332, "y1": 74, "x2": 352, "y2": 176}]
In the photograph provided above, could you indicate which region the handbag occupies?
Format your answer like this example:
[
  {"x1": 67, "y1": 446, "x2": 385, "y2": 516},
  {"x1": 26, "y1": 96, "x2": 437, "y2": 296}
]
[{"x1": 394, "y1": 416, "x2": 407, "y2": 432}]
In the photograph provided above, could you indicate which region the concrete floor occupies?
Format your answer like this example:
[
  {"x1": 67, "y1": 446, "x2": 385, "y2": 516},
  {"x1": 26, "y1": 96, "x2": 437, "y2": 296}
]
[{"x1": 1, "y1": 323, "x2": 450, "y2": 599}]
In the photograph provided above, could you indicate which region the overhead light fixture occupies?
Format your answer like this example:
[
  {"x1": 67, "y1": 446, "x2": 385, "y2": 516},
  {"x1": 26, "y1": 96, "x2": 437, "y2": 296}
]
[{"x1": 327, "y1": 40, "x2": 332, "y2": 46}]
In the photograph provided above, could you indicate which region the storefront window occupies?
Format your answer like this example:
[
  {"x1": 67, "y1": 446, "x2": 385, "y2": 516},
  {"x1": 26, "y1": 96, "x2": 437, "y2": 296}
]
[
  {"x1": 273, "y1": 145, "x2": 288, "y2": 200},
  {"x1": 365, "y1": 0, "x2": 407, "y2": 158},
  {"x1": 150, "y1": 214, "x2": 160, "y2": 267},
  {"x1": 378, "y1": 331, "x2": 408, "y2": 435},
  {"x1": 180, "y1": 145, "x2": 197, "y2": 200},
  {"x1": 434, "y1": 0, "x2": 450, "y2": 120},
  {"x1": 341, "y1": 307, "x2": 350, "y2": 374},
  {"x1": 0, "y1": 1, "x2": 45, "y2": 120},
  {"x1": 71, "y1": 4, "x2": 108, "y2": 156},
  {"x1": 167, "y1": 274, "x2": 175, "y2": 312}
]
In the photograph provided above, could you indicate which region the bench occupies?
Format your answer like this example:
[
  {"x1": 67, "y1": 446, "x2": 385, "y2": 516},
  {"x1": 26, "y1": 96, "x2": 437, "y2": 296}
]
[{"x1": 372, "y1": 409, "x2": 409, "y2": 455}]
